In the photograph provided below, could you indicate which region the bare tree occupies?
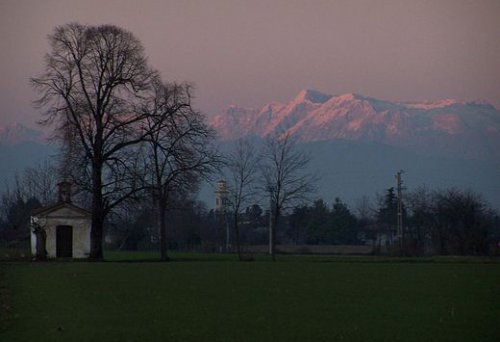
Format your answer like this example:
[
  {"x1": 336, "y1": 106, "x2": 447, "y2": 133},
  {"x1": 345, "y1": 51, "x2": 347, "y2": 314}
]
[
  {"x1": 141, "y1": 81, "x2": 219, "y2": 260},
  {"x1": 432, "y1": 188, "x2": 494, "y2": 255},
  {"x1": 225, "y1": 139, "x2": 260, "y2": 261},
  {"x1": 354, "y1": 195, "x2": 374, "y2": 222},
  {"x1": 22, "y1": 160, "x2": 59, "y2": 206},
  {"x1": 261, "y1": 132, "x2": 316, "y2": 260},
  {"x1": 405, "y1": 186, "x2": 433, "y2": 255},
  {"x1": 31, "y1": 23, "x2": 158, "y2": 259}
]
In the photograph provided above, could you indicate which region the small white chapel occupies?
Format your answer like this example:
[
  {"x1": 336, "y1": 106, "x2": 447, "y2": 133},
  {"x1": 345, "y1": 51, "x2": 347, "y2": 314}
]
[{"x1": 30, "y1": 181, "x2": 91, "y2": 259}]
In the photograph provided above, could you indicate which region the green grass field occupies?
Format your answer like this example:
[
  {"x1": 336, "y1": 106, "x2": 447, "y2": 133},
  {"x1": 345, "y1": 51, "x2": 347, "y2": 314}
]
[{"x1": 1, "y1": 253, "x2": 499, "y2": 341}]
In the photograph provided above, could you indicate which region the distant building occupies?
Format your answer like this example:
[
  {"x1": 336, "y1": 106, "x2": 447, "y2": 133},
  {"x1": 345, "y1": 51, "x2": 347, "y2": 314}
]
[
  {"x1": 214, "y1": 180, "x2": 231, "y2": 251},
  {"x1": 30, "y1": 182, "x2": 91, "y2": 259},
  {"x1": 214, "y1": 180, "x2": 229, "y2": 212}
]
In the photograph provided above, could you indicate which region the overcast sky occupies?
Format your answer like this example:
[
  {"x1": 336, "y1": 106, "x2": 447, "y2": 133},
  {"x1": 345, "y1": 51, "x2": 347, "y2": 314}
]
[{"x1": 1, "y1": 0, "x2": 499, "y2": 128}]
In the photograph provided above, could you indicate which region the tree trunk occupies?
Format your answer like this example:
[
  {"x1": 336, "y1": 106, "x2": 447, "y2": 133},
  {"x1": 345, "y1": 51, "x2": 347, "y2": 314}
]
[
  {"x1": 90, "y1": 213, "x2": 104, "y2": 260},
  {"x1": 269, "y1": 207, "x2": 274, "y2": 259},
  {"x1": 159, "y1": 201, "x2": 169, "y2": 261},
  {"x1": 233, "y1": 212, "x2": 242, "y2": 261},
  {"x1": 270, "y1": 207, "x2": 279, "y2": 261},
  {"x1": 89, "y1": 162, "x2": 104, "y2": 260}
]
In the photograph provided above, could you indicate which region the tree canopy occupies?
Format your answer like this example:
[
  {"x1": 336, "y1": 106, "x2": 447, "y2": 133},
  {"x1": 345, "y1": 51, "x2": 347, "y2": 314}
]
[{"x1": 32, "y1": 23, "x2": 218, "y2": 259}]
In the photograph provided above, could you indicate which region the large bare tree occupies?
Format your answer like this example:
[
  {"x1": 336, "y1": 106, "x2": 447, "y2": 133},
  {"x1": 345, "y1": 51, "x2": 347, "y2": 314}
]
[
  {"x1": 261, "y1": 132, "x2": 316, "y2": 260},
  {"x1": 224, "y1": 139, "x2": 260, "y2": 261},
  {"x1": 141, "y1": 81, "x2": 219, "y2": 260},
  {"x1": 32, "y1": 23, "x2": 158, "y2": 259}
]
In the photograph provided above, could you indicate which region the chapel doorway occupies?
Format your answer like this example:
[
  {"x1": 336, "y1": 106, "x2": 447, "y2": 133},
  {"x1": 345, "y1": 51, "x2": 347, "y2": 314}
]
[{"x1": 56, "y1": 225, "x2": 73, "y2": 258}]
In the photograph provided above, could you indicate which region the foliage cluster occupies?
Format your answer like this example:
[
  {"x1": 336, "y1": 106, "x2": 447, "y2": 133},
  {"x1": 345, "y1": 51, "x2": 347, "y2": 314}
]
[
  {"x1": 29, "y1": 23, "x2": 219, "y2": 260},
  {"x1": 288, "y1": 198, "x2": 359, "y2": 245},
  {"x1": 1, "y1": 178, "x2": 499, "y2": 256}
]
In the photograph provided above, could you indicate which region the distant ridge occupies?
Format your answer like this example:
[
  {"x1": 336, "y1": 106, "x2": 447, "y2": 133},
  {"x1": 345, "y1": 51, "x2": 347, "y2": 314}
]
[
  {"x1": 0, "y1": 123, "x2": 46, "y2": 145},
  {"x1": 210, "y1": 90, "x2": 500, "y2": 161},
  {"x1": 0, "y1": 123, "x2": 56, "y2": 197}
]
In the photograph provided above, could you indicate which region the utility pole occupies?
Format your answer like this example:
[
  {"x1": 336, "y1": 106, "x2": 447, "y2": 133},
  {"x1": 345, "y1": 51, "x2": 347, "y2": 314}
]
[{"x1": 395, "y1": 170, "x2": 404, "y2": 252}]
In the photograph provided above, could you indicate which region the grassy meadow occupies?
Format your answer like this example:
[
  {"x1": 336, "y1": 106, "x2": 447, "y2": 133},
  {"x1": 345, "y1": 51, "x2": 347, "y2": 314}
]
[{"x1": 1, "y1": 253, "x2": 499, "y2": 341}]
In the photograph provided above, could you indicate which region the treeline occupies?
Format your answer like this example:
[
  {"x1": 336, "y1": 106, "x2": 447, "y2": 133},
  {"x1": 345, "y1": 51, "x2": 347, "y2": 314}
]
[
  {"x1": 401, "y1": 187, "x2": 499, "y2": 255},
  {"x1": 84, "y1": 186, "x2": 500, "y2": 256},
  {"x1": 3, "y1": 171, "x2": 498, "y2": 256}
]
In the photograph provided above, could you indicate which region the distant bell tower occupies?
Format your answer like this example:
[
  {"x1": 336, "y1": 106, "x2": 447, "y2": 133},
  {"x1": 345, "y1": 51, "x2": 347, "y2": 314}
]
[
  {"x1": 57, "y1": 181, "x2": 72, "y2": 203},
  {"x1": 214, "y1": 180, "x2": 228, "y2": 212},
  {"x1": 215, "y1": 180, "x2": 230, "y2": 252}
]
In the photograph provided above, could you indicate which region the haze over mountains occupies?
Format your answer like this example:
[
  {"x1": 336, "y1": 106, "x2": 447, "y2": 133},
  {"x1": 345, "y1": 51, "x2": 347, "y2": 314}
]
[
  {"x1": 0, "y1": 123, "x2": 46, "y2": 145},
  {"x1": 210, "y1": 90, "x2": 500, "y2": 210},
  {"x1": 0, "y1": 123, "x2": 56, "y2": 191}
]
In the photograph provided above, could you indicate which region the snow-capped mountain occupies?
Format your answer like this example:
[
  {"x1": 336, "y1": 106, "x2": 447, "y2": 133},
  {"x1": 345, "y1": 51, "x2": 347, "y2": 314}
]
[{"x1": 210, "y1": 90, "x2": 500, "y2": 160}]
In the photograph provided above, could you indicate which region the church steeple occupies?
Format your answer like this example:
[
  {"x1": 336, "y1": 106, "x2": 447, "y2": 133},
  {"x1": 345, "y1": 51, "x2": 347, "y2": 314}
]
[
  {"x1": 214, "y1": 180, "x2": 228, "y2": 212},
  {"x1": 57, "y1": 181, "x2": 72, "y2": 203}
]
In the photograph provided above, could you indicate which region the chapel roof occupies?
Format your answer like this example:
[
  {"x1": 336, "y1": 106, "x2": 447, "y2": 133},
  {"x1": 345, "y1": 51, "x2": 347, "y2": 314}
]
[{"x1": 32, "y1": 201, "x2": 91, "y2": 218}]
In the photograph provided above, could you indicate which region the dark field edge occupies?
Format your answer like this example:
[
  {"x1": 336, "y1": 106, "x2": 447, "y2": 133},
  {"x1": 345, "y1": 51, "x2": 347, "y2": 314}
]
[{"x1": 1, "y1": 252, "x2": 499, "y2": 264}]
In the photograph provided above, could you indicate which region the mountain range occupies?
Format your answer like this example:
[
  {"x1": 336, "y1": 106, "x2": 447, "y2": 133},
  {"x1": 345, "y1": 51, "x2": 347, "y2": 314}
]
[
  {"x1": 1, "y1": 90, "x2": 499, "y2": 210},
  {"x1": 210, "y1": 89, "x2": 500, "y2": 161},
  {"x1": 210, "y1": 90, "x2": 500, "y2": 210}
]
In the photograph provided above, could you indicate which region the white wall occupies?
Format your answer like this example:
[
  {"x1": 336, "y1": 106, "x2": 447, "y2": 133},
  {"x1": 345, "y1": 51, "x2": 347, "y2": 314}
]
[{"x1": 31, "y1": 206, "x2": 91, "y2": 259}]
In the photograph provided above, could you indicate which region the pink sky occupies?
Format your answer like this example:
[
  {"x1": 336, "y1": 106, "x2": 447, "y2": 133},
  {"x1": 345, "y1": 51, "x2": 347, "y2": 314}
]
[{"x1": 1, "y1": 0, "x2": 499, "y2": 128}]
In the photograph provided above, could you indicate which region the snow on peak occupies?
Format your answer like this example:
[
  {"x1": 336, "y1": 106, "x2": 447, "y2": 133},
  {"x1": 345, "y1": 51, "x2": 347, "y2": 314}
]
[
  {"x1": 335, "y1": 93, "x2": 364, "y2": 102},
  {"x1": 337, "y1": 93, "x2": 360, "y2": 100},
  {"x1": 319, "y1": 93, "x2": 372, "y2": 110},
  {"x1": 403, "y1": 99, "x2": 461, "y2": 110},
  {"x1": 293, "y1": 89, "x2": 332, "y2": 104}
]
